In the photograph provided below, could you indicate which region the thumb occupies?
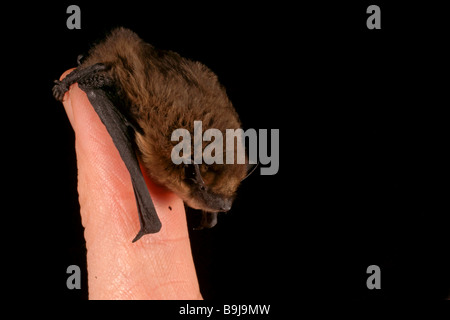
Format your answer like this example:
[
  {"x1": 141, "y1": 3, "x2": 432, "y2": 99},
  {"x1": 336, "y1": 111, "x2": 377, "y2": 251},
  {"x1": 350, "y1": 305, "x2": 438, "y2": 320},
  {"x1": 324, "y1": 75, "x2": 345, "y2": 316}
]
[{"x1": 60, "y1": 70, "x2": 202, "y2": 299}]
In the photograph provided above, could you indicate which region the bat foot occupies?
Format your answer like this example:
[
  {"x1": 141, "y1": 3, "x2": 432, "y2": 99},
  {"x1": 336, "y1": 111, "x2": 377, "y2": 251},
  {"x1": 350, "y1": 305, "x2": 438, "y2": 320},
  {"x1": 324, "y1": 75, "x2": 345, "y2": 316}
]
[
  {"x1": 52, "y1": 63, "x2": 109, "y2": 102},
  {"x1": 52, "y1": 80, "x2": 68, "y2": 102}
]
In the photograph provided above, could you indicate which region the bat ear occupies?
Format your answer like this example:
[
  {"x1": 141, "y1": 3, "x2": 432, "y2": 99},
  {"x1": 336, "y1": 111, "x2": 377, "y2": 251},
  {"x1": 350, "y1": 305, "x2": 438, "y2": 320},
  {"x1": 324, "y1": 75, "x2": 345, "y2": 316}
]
[{"x1": 242, "y1": 161, "x2": 259, "y2": 181}]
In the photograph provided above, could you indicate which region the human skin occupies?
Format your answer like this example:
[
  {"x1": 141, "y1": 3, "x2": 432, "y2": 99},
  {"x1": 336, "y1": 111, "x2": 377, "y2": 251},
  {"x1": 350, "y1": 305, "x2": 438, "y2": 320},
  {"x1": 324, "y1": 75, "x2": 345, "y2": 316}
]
[{"x1": 60, "y1": 69, "x2": 202, "y2": 299}]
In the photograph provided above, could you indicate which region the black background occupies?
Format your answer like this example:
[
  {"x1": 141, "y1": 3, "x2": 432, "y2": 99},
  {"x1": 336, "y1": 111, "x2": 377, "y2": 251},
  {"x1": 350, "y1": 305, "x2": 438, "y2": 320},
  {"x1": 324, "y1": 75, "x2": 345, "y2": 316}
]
[{"x1": 3, "y1": 1, "x2": 448, "y2": 303}]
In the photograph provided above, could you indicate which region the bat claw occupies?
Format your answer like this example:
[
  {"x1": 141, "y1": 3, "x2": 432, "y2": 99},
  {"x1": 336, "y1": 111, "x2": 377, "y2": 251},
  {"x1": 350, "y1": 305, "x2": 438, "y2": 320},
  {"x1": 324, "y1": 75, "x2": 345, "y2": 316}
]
[
  {"x1": 77, "y1": 54, "x2": 85, "y2": 66},
  {"x1": 52, "y1": 80, "x2": 68, "y2": 102}
]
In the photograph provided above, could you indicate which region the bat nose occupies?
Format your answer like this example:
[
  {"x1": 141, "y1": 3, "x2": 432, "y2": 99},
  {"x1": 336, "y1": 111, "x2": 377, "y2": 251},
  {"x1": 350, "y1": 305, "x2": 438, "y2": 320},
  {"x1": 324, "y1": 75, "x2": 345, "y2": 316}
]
[{"x1": 220, "y1": 199, "x2": 232, "y2": 212}]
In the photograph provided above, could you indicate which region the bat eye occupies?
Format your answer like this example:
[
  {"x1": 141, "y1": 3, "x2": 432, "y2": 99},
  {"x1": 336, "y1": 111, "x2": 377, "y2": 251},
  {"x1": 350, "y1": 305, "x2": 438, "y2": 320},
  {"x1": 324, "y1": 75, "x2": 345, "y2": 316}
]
[
  {"x1": 184, "y1": 163, "x2": 206, "y2": 187},
  {"x1": 200, "y1": 165, "x2": 208, "y2": 174}
]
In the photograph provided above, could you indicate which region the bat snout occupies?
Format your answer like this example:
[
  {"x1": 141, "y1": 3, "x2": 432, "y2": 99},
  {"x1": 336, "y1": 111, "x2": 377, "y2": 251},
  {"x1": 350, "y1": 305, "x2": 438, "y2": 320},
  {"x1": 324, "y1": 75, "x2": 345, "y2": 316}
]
[
  {"x1": 202, "y1": 193, "x2": 233, "y2": 213},
  {"x1": 185, "y1": 190, "x2": 233, "y2": 213},
  {"x1": 219, "y1": 198, "x2": 232, "y2": 212},
  {"x1": 201, "y1": 197, "x2": 233, "y2": 213}
]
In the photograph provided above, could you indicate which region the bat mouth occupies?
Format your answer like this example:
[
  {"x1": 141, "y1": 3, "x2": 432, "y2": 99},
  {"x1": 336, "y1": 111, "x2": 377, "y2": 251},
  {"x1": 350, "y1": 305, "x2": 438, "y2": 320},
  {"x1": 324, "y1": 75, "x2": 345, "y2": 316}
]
[{"x1": 184, "y1": 193, "x2": 232, "y2": 213}]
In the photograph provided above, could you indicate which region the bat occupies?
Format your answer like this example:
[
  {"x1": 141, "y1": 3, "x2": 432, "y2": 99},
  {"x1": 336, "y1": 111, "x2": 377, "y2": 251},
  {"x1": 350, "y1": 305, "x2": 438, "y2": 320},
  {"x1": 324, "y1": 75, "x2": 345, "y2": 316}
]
[{"x1": 53, "y1": 28, "x2": 251, "y2": 242}]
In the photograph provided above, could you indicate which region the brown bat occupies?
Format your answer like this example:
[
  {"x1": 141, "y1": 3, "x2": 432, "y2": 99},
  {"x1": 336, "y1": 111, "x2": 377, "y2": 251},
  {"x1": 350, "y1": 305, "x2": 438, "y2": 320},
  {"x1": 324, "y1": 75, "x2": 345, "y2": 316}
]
[{"x1": 53, "y1": 28, "x2": 250, "y2": 242}]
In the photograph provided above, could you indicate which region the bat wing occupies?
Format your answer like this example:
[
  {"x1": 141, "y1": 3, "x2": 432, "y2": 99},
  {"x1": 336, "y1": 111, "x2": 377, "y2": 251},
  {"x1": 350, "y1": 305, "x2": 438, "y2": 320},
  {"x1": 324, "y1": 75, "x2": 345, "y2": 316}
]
[
  {"x1": 79, "y1": 84, "x2": 161, "y2": 242},
  {"x1": 79, "y1": 87, "x2": 162, "y2": 242},
  {"x1": 54, "y1": 65, "x2": 161, "y2": 242}
]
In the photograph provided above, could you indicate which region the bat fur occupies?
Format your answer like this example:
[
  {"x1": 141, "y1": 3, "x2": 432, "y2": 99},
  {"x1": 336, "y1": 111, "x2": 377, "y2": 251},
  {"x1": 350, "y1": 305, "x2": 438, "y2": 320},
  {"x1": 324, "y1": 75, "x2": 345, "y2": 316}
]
[{"x1": 53, "y1": 28, "x2": 248, "y2": 237}]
